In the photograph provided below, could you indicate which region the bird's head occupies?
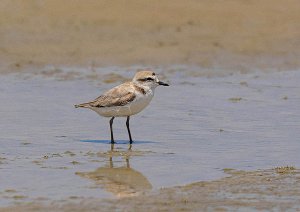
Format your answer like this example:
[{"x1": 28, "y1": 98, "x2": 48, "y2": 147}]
[{"x1": 133, "y1": 70, "x2": 169, "y2": 89}]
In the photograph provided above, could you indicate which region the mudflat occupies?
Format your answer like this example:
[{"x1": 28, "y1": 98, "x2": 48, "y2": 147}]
[
  {"x1": 1, "y1": 168, "x2": 300, "y2": 211},
  {"x1": 1, "y1": 69, "x2": 300, "y2": 211}
]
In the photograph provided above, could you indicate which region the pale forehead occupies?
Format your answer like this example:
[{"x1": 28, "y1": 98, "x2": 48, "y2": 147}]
[{"x1": 134, "y1": 70, "x2": 156, "y2": 79}]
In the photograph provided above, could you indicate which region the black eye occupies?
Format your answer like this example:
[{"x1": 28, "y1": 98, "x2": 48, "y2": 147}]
[{"x1": 146, "y1": 77, "x2": 153, "y2": 81}]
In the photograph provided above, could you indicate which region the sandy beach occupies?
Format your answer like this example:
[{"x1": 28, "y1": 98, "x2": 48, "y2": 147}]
[
  {"x1": 1, "y1": 0, "x2": 300, "y2": 74},
  {"x1": 1, "y1": 1, "x2": 300, "y2": 211}
]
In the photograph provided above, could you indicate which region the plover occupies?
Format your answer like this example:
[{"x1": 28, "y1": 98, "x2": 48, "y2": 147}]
[{"x1": 75, "y1": 70, "x2": 169, "y2": 144}]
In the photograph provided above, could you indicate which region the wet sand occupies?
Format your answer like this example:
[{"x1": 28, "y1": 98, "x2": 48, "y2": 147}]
[
  {"x1": 1, "y1": 0, "x2": 300, "y2": 74},
  {"x1": 2, "y1": 168, "x2": 300, "y2": 211},
  {"x1": 1, "y1": 69, "x2": 300, "y2": 210}
]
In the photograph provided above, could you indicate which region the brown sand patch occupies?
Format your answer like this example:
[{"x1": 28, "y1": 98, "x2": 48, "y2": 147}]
[{"x1": 1, "y1": 0, "x2": 300, "y2": 74}]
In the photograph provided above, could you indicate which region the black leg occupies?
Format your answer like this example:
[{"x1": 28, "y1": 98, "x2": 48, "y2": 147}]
[
  {"x1": 126, "y1": 116, "x2": 133, "y2": 144},
  {"x1": 109, "y1": 117, "x2": 115, "y2": 144}
]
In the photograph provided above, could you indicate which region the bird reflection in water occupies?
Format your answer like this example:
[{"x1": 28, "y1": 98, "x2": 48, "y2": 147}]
[{"x1": 76, "y1": 144, "x2": 152, "y2": 198}]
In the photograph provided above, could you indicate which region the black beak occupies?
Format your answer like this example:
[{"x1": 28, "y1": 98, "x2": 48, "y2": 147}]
[{"x1": 158, "y1": 81, "x2": 169, "y2": 86}]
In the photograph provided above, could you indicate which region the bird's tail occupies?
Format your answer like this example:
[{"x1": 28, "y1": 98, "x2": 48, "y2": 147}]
[{"x1": 74, "y1": 102, "x2": 91, "y2": 108}]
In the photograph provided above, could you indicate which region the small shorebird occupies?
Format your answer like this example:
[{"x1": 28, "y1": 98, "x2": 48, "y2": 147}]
[{"x1": 75, "y1": 70, "x2": 169, "y2": 144}]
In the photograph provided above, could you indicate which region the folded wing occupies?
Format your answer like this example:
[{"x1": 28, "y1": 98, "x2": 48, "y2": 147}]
[{"x1": 75, "y1": 82, "x2": 136, "y2": 108}]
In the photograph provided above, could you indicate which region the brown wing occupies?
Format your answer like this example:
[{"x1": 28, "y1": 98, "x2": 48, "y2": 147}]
[
  {"x1": 89, "y1": 82, "x2": 136, "y2": 108},
  {"x1": 90, "y1": 92, "x2": 135, "y2": 107}
]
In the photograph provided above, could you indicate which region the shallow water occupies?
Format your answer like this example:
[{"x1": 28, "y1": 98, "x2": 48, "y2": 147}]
[{"x1": 0, "y1": 68, "x2": 300, "y2": 205}]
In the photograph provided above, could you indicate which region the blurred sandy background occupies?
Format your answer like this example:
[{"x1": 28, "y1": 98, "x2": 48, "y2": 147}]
[{"x1": 1, "y1": 0, "x2": 300, "y2": 74}]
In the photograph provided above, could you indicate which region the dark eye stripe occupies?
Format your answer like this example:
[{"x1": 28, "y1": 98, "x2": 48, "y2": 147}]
[{"x1": 138, "y1": 77, "x2": 154, "y2": 82}]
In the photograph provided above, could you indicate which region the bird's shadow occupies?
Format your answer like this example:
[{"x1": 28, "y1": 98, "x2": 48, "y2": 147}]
[{"x1": 80, "y1": 139, "x2": 157, "y2": 145}]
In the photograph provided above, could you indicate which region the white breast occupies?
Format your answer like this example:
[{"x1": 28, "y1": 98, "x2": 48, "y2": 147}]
[{"x1": 92, "y1": 89, "x2": 154, "y2": 117}]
